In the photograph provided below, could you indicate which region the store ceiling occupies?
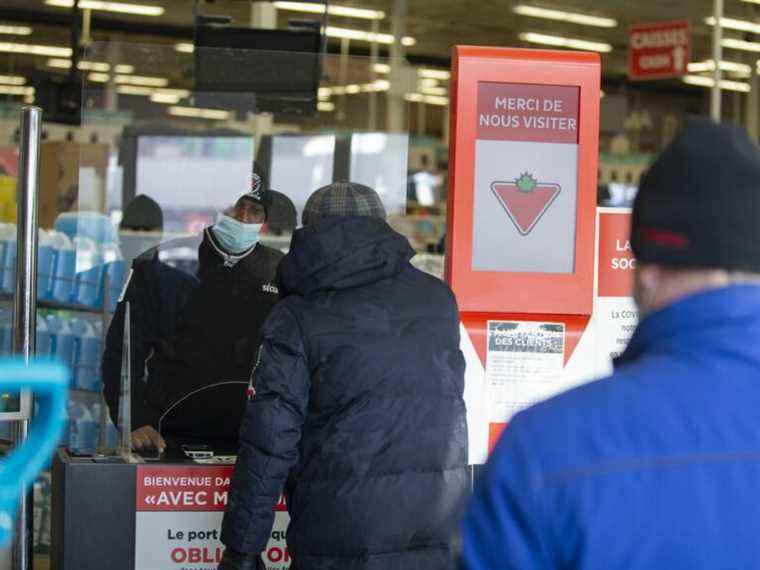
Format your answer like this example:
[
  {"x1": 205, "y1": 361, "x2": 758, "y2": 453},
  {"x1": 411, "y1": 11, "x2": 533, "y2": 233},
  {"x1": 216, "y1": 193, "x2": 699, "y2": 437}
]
[{"x1": 0, "y1": 1, "x2": 758, "y2": 93}]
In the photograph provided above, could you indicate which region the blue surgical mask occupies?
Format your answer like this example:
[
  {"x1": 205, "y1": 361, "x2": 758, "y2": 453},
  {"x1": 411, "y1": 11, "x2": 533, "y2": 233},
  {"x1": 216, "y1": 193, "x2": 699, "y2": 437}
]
[{"x1": 212, "y1": 214, "x2": 262, "y2": 254}]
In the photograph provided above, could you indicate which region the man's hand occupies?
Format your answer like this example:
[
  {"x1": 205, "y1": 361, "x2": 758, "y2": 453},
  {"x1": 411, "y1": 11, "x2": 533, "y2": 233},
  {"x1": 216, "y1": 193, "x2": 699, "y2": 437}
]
[
  {"x1": 131, "y1": 425, "x2": 166, "y2": 453},
  {"x1": 217, "y1": 548, "x2": 263, "y2": 570}
]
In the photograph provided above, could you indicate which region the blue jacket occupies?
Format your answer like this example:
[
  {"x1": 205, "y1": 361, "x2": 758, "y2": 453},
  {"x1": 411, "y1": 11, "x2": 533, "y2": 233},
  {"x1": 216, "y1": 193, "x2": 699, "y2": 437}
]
[
  {"x1": 221, "y1": 217, "x2": 469, "y2": 569},
  {"x1": 461, "y1": 285, "x2": 760, "y2": 569}
]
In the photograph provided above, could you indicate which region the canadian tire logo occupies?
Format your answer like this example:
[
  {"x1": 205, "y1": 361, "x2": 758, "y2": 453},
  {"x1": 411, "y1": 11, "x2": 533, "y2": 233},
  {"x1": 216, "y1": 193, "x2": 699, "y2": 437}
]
[{"x1": 491, "y1": 173, "x2": 561, "y2": 236}]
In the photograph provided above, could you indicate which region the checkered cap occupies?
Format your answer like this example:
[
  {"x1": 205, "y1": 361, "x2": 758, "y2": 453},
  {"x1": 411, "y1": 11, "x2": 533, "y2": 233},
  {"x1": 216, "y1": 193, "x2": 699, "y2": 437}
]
[{"x1": 302, "y1": 182, "x2": 387, "y2": 226}]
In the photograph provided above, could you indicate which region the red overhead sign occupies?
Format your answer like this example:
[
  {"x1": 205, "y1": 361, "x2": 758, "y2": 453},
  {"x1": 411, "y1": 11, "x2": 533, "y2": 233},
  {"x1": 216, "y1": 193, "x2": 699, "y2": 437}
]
[{"x1": 628, "y1": 21, "x2": 690, "y2": 80}]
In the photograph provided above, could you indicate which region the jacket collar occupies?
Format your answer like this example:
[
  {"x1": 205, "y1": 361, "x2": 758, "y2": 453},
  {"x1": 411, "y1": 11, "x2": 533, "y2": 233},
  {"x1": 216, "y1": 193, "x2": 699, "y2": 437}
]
[{"x1": 616, "y1": 284, "x2": 760, "y2": 367}]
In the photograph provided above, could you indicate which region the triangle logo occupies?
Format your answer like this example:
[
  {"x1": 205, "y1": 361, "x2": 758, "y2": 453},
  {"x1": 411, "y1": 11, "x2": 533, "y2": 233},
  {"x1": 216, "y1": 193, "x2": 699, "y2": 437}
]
[{"x1": 491, "y1": 173, "x2": 561, "y2": 236}]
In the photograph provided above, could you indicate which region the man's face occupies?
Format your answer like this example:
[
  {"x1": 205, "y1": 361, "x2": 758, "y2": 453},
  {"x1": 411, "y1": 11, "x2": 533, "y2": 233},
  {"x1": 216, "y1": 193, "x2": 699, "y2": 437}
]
[{"x1": 231, "y1": 197, "x2": 266, "y2": 224}]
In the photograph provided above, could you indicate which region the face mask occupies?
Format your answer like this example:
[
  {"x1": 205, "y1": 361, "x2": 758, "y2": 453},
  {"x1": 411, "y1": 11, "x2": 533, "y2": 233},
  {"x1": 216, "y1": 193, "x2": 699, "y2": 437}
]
[{"x1": 212, "y1": 214, "x2": 262, "y2": 254}]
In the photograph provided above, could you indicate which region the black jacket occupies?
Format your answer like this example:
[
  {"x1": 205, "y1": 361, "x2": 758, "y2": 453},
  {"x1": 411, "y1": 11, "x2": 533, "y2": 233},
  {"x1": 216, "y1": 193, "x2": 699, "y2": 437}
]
[
  {"x1": 102, "y1": 236, "x2": 200, "y2": 429},
  {"x1": 221, "y1": 217, "x2": 469, "y2": 569},
  {"x1": 144, "y1": 229, "x2": 282, "y2": 443}
]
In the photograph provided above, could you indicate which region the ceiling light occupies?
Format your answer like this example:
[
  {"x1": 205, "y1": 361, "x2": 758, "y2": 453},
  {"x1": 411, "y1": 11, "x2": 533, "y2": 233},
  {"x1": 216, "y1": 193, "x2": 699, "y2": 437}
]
[
  {"x1": 318, "y1": 87, "x2": 332, "y2": 99},
  {"x1": 0, "y1": 42, "x2": 72, "y2": 57},
  {"x1": 87, "y1": 72, "x2": 110, "y2": 83},
  {"x1": 0, "y1": 75, "x2": 26, "y2": 86},
  {"x1": 418, "y1": 78, "x2": 439, "y2": 88},
  {"x1": 420, "y1": 85, "x2": 447, "y2": 96},
  {"x1": 706, "y1": 16, "x2": 760, "y2": 35},
  {"x1": 45, "y1": 0, "x2": 165, "y2": 16},
  {"x1": 418, "y1": 68, "x2": 451, "y2": 80},
  {"x1": 325, "y1": 26, "x2": 415, "y2": 45},
  {"x1": 272, "y1": 2, "x2": 385, "y2": 20},
  {"x1": 345, "y1": 84, "x2": 361, "y2": 94},
  {"x1": 0, "y1": 25, "x2": 33, "y2": 36},
  {"x1": 401, "y1": 37, "x2": 416, "y2": 47},
  {"x1": 317, "y1": 101, "x2": 336, "y2": 112},
  {"x1": 372, "y1": 63, "x2": 391, "y2": 74},
  {"x1": 150, "y1": 92, "x2": 182, "y2": 104},
  {"x1": 0, "y1": 85, "x2": 34, "y2": 97},
  {"x1": 404, "y1": 93, "x2": 424, "y2": 103},
  {"x1": 115, "y1": 64, "x2": 135, "y2": 74},
  {"x1": 175, "y1": 43, "x2": 195, "y2": 54},
  {"x1": 513, "y1": 5, "x2": 617, "y2": 28},
  {"x1": 372, "y1": 79, "x2": 390, "y2": 91},
  {"x1": 682, "y1": 74, "x2": 750, "y2": 92},
  {"x1": 423, "y1": 95, "x2": 448, "y2": 106},
  {"x1": 116, "y1": 85, "x2": 155, "y2": 96},
  {"x1": 519, "y1": 32, "x2": 613, "y2": 53},
  {"x1": 687, "y1": 60, "x2": 751, "y2": 76},
  {"x1": 47, "y1": 58, "x2": 108, "y2": 72},
  {"x1": 722, "y1": 38, "x2": 760, "y2": 53},
  {"x1": 168, "y1": 106, "x2": 231, "y2": 120},
  {"x1": 115, "y1": 74, "x2": 169, "y2": 87}
]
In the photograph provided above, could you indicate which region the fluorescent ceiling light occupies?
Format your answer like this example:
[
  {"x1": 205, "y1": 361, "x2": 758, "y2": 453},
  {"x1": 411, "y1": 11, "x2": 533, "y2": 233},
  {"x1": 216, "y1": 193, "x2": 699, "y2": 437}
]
[
  {"x1": 722, "y1": 38, "x2": 760, "y2": 53},
  {"x1": 0, "y1": 42, "x2": 72, "y2": 57},
  {"x1": 420, "y1": 85, "x2": 447, "y2": 96},
  {"x1": 418, "y1": 78, "x2": 439, "y2": 88},
  {"x1": 372, "y1": 79, "x2": 390, "y2": 91},
  {"x1": 45, "y1": 0, "x2": 165, "y2": 16},
  {"x1": 0, "y1": 85, "x2": 34, "y2": 96},
  {"x1": 404, "y1": 93, "x2": 449, "y2": 106},
  {"x1": 682, "y1": 74, "x2": 750, "y2": 92},
  {"x1": 706, "y1": 16, "x2": 760, "y2": 35},
  {"x1": 273, "y1": 2, "x2": 385, "y2": 20},
  {"x1": 687, "y1": 59, "x2": 751, "y2": 76},
  {"x1": 0, "y1": 75, "x2": 26, "y2": 86},
  {"x1": 168, "y1": 106, "x2": 231, "y2": 120},
  {"x1": 150, "y1": 92, "x2": 182, "y2": 104},
  {"x1": 175, "y1": 42, "x2": 194, "y2": 54},
  {"x1": 0, "y1": 25, "x2": 33, "y2": 36},
  {"x1": 325, "y1": 26, "x2": 415, "y2": 45},
  {"x1": 372, "y1": 63, "x2": 391, "y2": 74},
  {"x1": 418, "y1": 68, "x2": 450, "y2": 80},
  {"x1": 318, "y1": 87, "x2": 332, "y2": 100},
  {"x1": 513, "y1": 5, "x2": 617, "y2": 28},
  {"x1": 519, "y1": 32, "x2": 613, "y2": 53},
  {"x1": 87, "y1": 72, "x2": 110, "y2": 83},
  {"x1": 116, "y1": 85, "x2": 155, "y2": 96},
  {"x1": 401, "y1": 37, "x2": 416, "y2": 47},
  {"x1": 317, "y1": 101, "x2": 336, "y2": 112},
  {"x1": 47, "y1": 58, "x2": 135, "y2": 73},
  {"x1": 345, "y1": 84, "x2": 361, "y2": 94},
  {"x1": 115, "y1": 74, "x2": 168, "y2": 87}
]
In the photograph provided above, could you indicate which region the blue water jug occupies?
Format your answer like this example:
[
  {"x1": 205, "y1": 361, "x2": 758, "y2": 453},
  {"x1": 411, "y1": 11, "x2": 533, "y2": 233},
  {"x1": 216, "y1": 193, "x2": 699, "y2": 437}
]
[
  {"x1": 36, "y1": 315, "x2": 51, "y2": 357},
  {"x1": 101, "y1": 243, "x2": 126, "y2": 313},
  {"x1": 70, "y1": 318, "x2": 100, "y2": 391},
  {"x1": 49, "y1": 231, "x2": 75, "y2": 304},
  {"x1": 36, "y1": 229, "x2": 55, "y2": 301},
  {"x1": 0, "y1": 308, "x2": 10, "y2": 356},
  {"x1": 73, "y1": 237, "x2": 104, "y2": 308},
  {"x1": 46, "y1": 315, "x2": 75, "y2": 370},
  {"x1": 53, "y1": 212, "x2": 118, "y2": 244},
  {"x1": 0, "y1": 224, "x2": 16, "y2": 294}
]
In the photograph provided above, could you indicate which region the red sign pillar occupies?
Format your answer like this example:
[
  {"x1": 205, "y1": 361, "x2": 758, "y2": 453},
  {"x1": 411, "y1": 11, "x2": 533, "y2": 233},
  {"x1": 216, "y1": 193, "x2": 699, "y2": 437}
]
[{"x1": 446, "y1": 47, "x2": 600, "y2": 460}]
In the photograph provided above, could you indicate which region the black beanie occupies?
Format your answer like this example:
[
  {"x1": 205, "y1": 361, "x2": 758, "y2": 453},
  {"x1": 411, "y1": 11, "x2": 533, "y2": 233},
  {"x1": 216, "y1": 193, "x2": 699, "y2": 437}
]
[
  {"x1": 632, "y1": 119, "x2": 760, "y2": 273},
  {"x1": 120, "y1": 194, "x2": 163, "y2": 232}
]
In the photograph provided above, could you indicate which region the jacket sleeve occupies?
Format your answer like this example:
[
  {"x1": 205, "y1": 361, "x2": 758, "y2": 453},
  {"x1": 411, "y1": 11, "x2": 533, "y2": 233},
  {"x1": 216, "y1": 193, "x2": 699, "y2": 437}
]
[
  {"x1": 459, "y1": 413, "x2": 555, "y2": 570},
  {"x1": 221, "y1": 303, "x2": 311, "y2": 555},
  {"x1": 101, "y1": 263, "x2": 159, "y2": 429}
]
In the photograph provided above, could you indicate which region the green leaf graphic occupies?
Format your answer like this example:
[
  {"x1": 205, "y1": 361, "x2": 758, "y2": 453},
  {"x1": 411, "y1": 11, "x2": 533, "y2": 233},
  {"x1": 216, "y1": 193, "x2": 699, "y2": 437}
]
[{"x1": 516, "y1": 172, "x2": 537, "y2": 193}]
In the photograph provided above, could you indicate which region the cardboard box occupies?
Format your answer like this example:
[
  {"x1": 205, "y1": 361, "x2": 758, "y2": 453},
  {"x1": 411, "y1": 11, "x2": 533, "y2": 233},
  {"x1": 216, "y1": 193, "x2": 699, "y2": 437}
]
[{"x1": 39, "y1": 142, "x2": 110, "y2": 229}]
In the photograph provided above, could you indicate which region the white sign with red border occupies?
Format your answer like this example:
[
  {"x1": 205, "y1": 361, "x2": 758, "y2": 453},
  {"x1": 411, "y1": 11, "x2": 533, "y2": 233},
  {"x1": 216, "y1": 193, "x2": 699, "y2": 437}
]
[{"x1": 135, "y1": 465, "x2": 291, "y2": 570}]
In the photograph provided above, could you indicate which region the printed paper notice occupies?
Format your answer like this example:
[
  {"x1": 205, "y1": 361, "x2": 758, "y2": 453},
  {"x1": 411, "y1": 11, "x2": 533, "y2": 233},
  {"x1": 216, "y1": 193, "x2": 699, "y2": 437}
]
[{"x1": 486, "y1": 321, "x2": 565, "y2": 423}]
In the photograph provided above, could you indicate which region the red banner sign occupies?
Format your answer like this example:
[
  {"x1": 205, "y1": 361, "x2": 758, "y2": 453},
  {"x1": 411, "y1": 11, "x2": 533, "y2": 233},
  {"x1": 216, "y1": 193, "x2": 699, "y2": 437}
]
[
  {"x1": 628, "y1": 21, "x2": 690, "y2": 80},
  {"x1": 598, "y1": 211, "x2": 635, "y2": 298}
]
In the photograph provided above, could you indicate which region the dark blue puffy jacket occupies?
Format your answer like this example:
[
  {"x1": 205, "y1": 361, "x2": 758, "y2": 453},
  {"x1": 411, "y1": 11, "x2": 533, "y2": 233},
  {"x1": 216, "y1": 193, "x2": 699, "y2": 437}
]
[
  {"x1": 461, "y1": 285, "x2": 760, "y2": 569},
  {"x1": 222, "y1": 216, "x2": 469, "y2": 569}
]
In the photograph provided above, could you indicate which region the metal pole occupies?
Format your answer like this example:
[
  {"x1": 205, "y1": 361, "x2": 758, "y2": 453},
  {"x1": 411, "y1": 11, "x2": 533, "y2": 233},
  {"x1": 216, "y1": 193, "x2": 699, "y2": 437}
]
[
  {"x1": 368, "y1": 19, "x2": 379, "y2": 131},
  {"x1": 12, "y1": 106, "x2": 42, "y2": 570},
  {"x1": 711, "y1": 0, "x2": 724, "y2": 122}
]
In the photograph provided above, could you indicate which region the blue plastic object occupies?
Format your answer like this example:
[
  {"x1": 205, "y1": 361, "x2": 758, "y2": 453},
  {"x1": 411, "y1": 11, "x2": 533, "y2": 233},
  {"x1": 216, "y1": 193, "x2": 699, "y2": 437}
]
[
  {"x1": 49, "y1": 232, "x2": 76, "y2": 304},
  {"x1": 0, "y1": 359, "x2": 68, "y2": 546},
  {"x1": 70, "y1": 319, "x2": 100, "y2": 391},
  {"x1": 37, "y1": 230, "x2": 55, "y2": 301},
  {"x1": 53, "y1": 212, "x2": 118, "y2": 244}
]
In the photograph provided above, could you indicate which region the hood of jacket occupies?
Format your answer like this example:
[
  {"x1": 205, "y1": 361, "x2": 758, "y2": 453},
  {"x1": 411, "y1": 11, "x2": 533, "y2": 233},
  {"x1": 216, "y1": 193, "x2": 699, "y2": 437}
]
[{"x1": 277, "y1": 216, "x2": 415, "y2": 297}]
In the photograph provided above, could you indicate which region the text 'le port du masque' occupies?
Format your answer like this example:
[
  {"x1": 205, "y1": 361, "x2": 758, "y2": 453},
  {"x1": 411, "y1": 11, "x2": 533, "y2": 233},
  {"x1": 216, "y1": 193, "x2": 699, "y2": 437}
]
[{"x1": 480, "y1": 96, "x2": 578, "y2": 131}]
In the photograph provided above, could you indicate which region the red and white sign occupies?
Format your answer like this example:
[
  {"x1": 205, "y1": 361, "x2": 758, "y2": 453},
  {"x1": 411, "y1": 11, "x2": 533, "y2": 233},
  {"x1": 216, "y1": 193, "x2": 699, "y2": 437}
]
[
  {"x1": 135, "y1": 466, "x2": 290, "y2": 570},
  {"x1": 593, "y1": 208, "x2": 639, "y2": 377},
  {"x1": 629, "y1": 20, "x2": 690, "y2": 80}
]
